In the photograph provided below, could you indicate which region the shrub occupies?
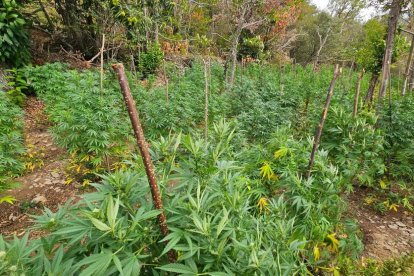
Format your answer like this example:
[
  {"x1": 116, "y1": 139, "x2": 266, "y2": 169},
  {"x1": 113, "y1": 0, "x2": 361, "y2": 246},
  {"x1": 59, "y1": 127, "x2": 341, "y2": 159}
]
[
  {"x1": 138, "y1": 43, "x2": 164, "y2": 77},
  {"x1": 4, "y1": 68, "x2": 29, "y2": 107},
  {"x1": 323, "y1": 107, "x2": 385, "y2": 187},
  {"x1": 0, "y1": 0, "x2": 30, "y2": 66}
]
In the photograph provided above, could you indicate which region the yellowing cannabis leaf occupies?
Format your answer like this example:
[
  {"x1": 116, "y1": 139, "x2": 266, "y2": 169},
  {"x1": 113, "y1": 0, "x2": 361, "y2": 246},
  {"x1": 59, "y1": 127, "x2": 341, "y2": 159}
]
[
  {"x1": 259, "y1": 161, "x2": 275, "y2": 180},
  {"x1": 364, "y1": 196, "x2": 375, "y2": 205},
  {"x1": 326, "y1": 233, "x2": 339, "y2": 253},
  {"x1": 257, "y1": 197, "x2": 269, "y2": 213},
  {"x1": 313, "y1": 245, "x2": 321, "y2": 261},
  {"x1": 0, "y1": 196, "x2": 16, "y2": 204},
  {"x1": 379, "y1": 179, "x2": 387, "y2": 190},
  {"x1": 389, "y1": 203, "x2": 399, "y2": 212},
  {"x1": 274, "y1": 147, "x2": 289, "y2": 159}
]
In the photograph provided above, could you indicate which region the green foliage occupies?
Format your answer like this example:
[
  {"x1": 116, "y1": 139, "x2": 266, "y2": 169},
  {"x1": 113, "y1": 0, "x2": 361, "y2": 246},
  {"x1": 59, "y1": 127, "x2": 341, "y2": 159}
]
[
  {"x1": 4, "y1": 68, "x2": 28, "y2": 107},
  {"x1": 0, "y1": 92, "x2": 24, "y2": 192},
  {"x1": 24, "y1": 63, "x2": 131, "y2": 178},
  {"x1": 240, "y1": 35, "x2": 265, "y2": 59},
  {"x1": 0, "y1": 121, "x2": 362, "y2": 275},
  {"x1": 0, "y1": 0, "x2": 30, "y2": 66},
  {"x1": 138, "y1": 43, "x2": 164, "y2": 77},
  {"x1": 378, "y1": 97, "x2": 414, "y2": 182},
  {"x1": 15, "y1": 61, "x2": 414, "y2": 274},
  {"x1": 323, "y1": 107, "x2": 385, "y2": 187},
  {"x1": 356, "y1": 19, "x2": 408, "y2": 74}
]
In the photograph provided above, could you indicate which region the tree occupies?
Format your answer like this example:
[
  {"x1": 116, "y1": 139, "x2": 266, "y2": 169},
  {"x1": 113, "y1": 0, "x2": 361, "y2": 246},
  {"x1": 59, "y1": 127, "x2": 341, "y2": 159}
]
[
  {"x1": 356, "y1": 19, "x2": 386, "y2": 104},
  {"x1": 378, "y1": 0, "x2": 405, "y2": 98}
]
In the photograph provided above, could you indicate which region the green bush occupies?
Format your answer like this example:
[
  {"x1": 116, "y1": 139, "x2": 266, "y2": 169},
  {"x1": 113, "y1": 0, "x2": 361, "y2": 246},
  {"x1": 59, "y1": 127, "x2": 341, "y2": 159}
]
[
  {"x1": 138, "y1": 43, "x2": 164, "y2": 77},
  {"x1": 4, "y1": 68, "x2": 29, "y2": 107},
  {"x1": 0, "y1": 0, "x2": 30, "y2": 66},
  {"x1": 323, "y1": 107, "x2": 385, "y2": 187}
]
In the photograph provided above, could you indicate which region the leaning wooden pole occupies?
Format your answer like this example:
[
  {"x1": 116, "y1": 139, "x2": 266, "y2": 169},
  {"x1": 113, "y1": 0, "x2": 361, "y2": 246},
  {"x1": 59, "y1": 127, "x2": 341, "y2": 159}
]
[
  {"x1": 352, "y1": 70, "x2": 364, "y2": 118},
  {"x1": 402, "y1": 34, "x2": 414, "y2": 96},
  {"x1": 203, "y1": 59, "x2": 209, "y2": 140},
  {"x1": 306, "y1": 65, "x2": 340, "y2": 179},
  {"x1": 112, "y1": 63, "x2": 176, "y2": 262},
  {"x1": 100, "y1": 34, "x2": 105, "y2": 93}
]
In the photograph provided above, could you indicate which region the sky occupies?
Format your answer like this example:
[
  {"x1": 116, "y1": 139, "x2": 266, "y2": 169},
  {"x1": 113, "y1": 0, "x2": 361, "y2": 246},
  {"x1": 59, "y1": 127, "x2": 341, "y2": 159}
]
[{"x1": 310, "y1": 0, "x2": 377, "y2": 21}]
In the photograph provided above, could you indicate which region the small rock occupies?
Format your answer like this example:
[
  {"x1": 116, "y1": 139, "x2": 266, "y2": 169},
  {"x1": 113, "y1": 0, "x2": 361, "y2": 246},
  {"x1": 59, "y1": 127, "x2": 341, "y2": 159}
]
[
  {"x1": 51, "y1": 172, "x2": 60, "y2": 178},
  {"x1": 8, "y1": 213, "x2": 18, "y2": 221},
  {"x1": 388, "y1": 224, "x2": 398, "y2": 230},
  {"x1": 379, "y1": 225, "x2": 385, "y2": 229},
  {"x1": 396, "y1": 222, "x2": 406, "y2": 227},
  {"x1": 32, "y1": 195, "x2": 47, "y2": 205},
  {"x1": 44, "y1": 179, "x2": 52, "y2": 185}
]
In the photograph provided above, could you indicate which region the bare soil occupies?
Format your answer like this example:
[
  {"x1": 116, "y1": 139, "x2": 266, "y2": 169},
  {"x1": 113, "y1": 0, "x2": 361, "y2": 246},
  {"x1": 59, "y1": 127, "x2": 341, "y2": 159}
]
[
  {"x1": 347, "y1": 188, "x2": 414, "y2": 260},
  {"x1": 0, "y1": 97, "x2": 79, "y2": 237}
]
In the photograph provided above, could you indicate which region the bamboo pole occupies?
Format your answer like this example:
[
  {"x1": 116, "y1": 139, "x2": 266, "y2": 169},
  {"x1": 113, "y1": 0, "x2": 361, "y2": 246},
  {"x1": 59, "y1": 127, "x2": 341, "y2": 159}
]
[
  {"x1": 306, "y1": 65, "x2": 341, "y2": 179},
  {"x1": 401, "y1": 35, "x2": 414, "y2": 96},
  {"x1": 353, "y1": 70, "x2": 364, "y2": 118},
  {"x1": 112, "y1": 63, "x2": 176, "y2": 262},
  {"x1": 203, "y1": 59, "x2": 209, "y2": 140},
  {"x1": 163, "y1": 60, "x2": 169, "y2": 103},
  {"x1": 100, "y1": 34, "x2": 105, "y2": 93}
]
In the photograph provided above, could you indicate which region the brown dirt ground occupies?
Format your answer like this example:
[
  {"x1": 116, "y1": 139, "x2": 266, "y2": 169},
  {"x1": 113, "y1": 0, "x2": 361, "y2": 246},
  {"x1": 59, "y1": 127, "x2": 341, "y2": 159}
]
[
  {"x1": 0, "y1": 97, "x2": 79, "y2": 238},
  {"x1": 346, "y1": 188, "x2": 414, "y2": 261}
]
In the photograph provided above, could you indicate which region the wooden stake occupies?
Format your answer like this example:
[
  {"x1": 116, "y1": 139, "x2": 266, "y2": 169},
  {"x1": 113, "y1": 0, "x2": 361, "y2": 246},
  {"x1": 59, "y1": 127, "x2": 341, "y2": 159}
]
[
  {"x1": 203, "y1": 59, "x2": 209, "y2": 140},
  {"x1": 353, "y1": 70, "x2": 364, "y2": 118},
  {"x1": 100, "y1": 34, "x2": 105, "y2": 93},
  {"x1": 306, "y1": 65, "x2": 341, "y2": 179},
  {"x1": 163, "y1": 60, "x2": 169, "y2": 103},
  {"x1": 112, "y1": 63, "x2": 176, "y2": 262}
]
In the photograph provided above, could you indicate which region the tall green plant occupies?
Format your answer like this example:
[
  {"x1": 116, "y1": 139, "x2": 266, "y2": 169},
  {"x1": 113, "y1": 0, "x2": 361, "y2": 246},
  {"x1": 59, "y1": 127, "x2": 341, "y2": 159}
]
[
  {"x1": 0, "y1": 0, "x2": 30, "y2": 66},
  {"x1": 0, "y1": 92, "x2": 24, "y2": 201}
]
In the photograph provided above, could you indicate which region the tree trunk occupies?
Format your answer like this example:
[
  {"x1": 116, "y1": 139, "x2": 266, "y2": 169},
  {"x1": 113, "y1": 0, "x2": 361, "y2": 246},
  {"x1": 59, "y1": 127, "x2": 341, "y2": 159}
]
[
  {"x1": 378, "y1": 0, "x2": 403, "y2": 98},
  {"x1": 402, "y1": 34, "x2": 414, "y2": 96},
  {"x1": 227, "y1": 3, "x2": 249, "y2": 88},
  {"x1": 306, "y1": 65, "x2": 340, "y2": 178},
  {"x1": 409, "y1": 57, "x2": 414, "y2": 91},
  {"x1": 313, "y1": 28, "x2": 330, "y2": 71},
  {"x1": 364, "y1": 73, "x2": 379, "y2": 105}
]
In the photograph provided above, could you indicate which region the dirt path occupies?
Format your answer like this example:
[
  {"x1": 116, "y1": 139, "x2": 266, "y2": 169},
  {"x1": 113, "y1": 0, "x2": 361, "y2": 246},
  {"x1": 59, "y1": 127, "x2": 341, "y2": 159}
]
[
  {"x1": 347, "y1": 189, "x2": 414, "y2": 260},
  {"x1": 0, "y1": 97, "x2": 78, "y2": 237}
]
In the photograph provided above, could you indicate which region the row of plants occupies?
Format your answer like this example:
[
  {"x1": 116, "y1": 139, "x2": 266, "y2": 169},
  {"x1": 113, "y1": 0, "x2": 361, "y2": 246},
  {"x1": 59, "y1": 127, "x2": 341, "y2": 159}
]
[
  {"x1": 22, "y1": 61, "x2": 414, "y2": 203},
  {"x1": 0, "y1": 92, "x2": 25, "y2": 204}
]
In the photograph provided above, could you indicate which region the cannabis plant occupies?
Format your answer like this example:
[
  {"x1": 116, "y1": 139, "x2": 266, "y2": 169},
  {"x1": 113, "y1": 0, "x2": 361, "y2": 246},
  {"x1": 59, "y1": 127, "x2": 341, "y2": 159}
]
[{"x1": 0, "y1": 93, "x2": 25, "y2": 194}]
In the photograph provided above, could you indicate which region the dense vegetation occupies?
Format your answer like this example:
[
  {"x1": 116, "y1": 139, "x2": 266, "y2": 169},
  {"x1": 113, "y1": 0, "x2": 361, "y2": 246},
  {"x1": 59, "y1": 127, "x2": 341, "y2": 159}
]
[
  {"x1": 0, "y1": 60, "x2": 412, "y2": 274},
  {"x1": 0, "y1": 92, "x2": 24, "y2": 203},
  {"x1": 1, "y1": 0, "x2": 414, "y2": 275}
]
